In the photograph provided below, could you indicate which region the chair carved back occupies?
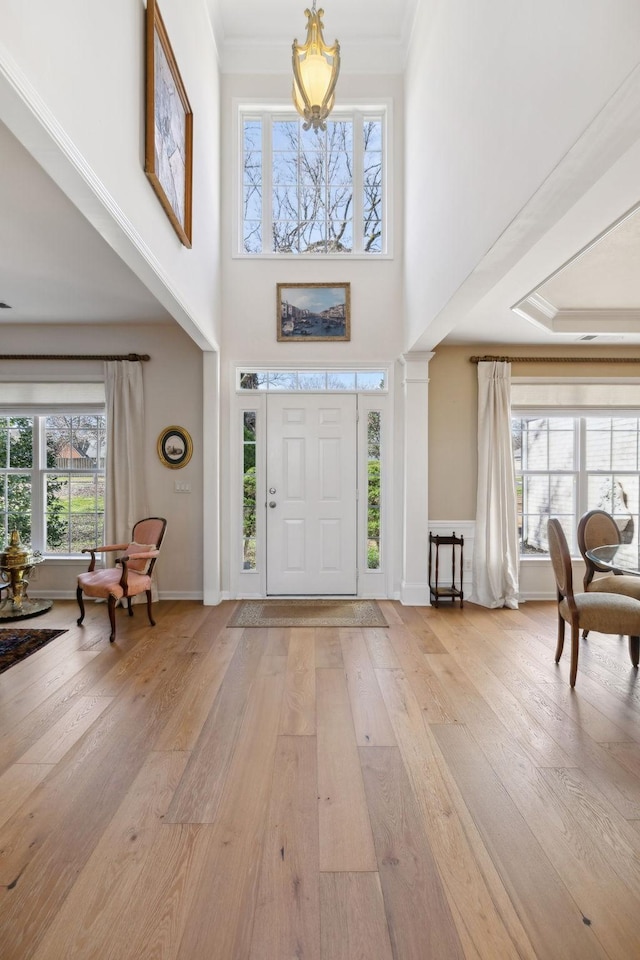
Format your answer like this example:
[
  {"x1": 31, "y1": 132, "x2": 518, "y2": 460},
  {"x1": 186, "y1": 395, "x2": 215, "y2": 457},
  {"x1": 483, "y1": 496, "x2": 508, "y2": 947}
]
[
  {"x1": 130, "y1": 517, "x2": 167, "y2": 577},
  {"x1": 577, "y1": 509, "x2": 621, "y2": 586},
  {"x1": 548, "y1": 518, "x2": 574, "y2": 604}
]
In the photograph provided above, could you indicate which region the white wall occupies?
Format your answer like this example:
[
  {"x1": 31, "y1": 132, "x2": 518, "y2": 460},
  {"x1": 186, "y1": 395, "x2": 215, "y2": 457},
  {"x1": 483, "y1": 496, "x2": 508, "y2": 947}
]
[
  {"x1": 220, "y1": 73, "x2": 405, "y2": 363},
  {"x1": 0, "y1": 0, "x2": 222, "y2": 349},
  {"x1": 403, "y1": 0, "x2": 640, "y2": 351},
  {"x1": 0, "y1": 322, "x2": 204, "y2": 600},
  {"x1": 217, "y1": 72, "x2": 406, "y2": 596}
]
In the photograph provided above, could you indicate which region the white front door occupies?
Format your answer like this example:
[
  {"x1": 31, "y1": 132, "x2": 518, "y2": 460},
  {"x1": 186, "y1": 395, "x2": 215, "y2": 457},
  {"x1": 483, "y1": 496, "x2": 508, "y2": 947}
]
[{"x1": 266, "y1": 394, "x2": 357, "y2": 595}]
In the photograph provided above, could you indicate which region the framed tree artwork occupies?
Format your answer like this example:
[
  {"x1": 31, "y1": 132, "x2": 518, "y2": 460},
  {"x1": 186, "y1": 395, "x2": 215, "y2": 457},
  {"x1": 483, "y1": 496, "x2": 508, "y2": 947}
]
[{"x1": 145, "y1": 0, "x2": 193, "y2": 247}]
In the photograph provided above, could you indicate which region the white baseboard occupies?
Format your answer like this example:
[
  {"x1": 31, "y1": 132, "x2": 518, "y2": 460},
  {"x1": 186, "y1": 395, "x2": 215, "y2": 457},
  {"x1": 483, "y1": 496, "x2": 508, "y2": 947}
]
[
  {"x1": 28, "y1": 590, "x2": 74, "y2": 600},
  {"x1": 518, "y1": 591, "x2": 556, "y2": 602},
  {"x1": 158, "y1": 591, "x2": 204, "y2": 601},
  {"x1": 400, "y1": 581, "x2": 430, "y2": 605}
]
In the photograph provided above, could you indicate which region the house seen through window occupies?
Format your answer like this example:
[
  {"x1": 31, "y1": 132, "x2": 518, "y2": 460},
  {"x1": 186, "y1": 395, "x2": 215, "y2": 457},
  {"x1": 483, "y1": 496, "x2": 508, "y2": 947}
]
[
  {"x1": 513, "y1": 415, "x2": 639, "y2": 559},
  {"x1": 0, "y1": 414, "x2": 106, "y2": 555}
]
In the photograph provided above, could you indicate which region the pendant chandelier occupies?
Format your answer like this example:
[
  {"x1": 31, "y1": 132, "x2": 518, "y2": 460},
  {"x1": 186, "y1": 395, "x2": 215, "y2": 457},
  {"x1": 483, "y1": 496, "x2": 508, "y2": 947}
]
[{"x1": 292, "y1": 2, "x2": 341, "y2": 131}]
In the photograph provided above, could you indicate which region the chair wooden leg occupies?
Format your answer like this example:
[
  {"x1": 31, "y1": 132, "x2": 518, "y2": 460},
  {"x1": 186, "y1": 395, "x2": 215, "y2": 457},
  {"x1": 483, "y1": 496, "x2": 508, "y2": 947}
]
[
  {"x1": 126, "y1": 597, "x2": 134, "y2": 617},
  {"x1": 629, "y1": 635, "x2": 640, "y2": 668},
  {"x1": 76, "y1": 586, "x2": 85, "y2": 626},
  {"x1": 146, "y1": 590, "x2": 156, "y2": 627},
  {"x1": 555, "y1": 613, "x2": 565, "y2": 663},
  {"x1": 570, "y1": 619, "x2": 580, "y2": 687},
  {"x1": 108, "y1": 595, "x2": 117, "y2": 642},
  {"x1": 582, "y1": 629, "x2": 589, "y2": 640}
]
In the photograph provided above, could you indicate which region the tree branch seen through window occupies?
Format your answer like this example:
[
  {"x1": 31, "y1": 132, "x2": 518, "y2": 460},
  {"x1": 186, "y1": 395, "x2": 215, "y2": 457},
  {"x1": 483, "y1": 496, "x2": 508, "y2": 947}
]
[{"x1": 242, "y1": 111, "x2": 384, "y2": 255}]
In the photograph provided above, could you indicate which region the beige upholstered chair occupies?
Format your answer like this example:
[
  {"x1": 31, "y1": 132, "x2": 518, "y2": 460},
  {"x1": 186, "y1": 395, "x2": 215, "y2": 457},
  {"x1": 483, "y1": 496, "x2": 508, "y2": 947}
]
[
  {"x1": 577, "y1": 509, "x2": 640, "y2": 597},
  {"x1": 76, "y1": 517, "x2": 167, "y2": 642},
  {"x1": 577, "y1": 509, "x2": 640, "y2": 639},
  {"x1": 548, "y1": 518, "x2": 640, "y2": 687}
]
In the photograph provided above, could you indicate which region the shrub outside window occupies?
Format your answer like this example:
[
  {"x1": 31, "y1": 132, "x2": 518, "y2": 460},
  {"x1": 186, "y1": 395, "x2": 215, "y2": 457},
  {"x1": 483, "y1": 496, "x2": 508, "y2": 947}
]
[
  {"x1": 367, "y1": 411, "x2": 381, "y2": 569},
  {"x1": 242, "y1": 411, "x2": 257, "y2": 571},
  {"x1": 0, "y1": 414, "x2": 106, "y2": 555}
]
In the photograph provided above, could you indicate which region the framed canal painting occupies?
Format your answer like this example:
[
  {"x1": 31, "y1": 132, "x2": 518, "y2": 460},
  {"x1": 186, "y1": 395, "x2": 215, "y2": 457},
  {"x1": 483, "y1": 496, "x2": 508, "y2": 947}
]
[{"x1": 277, "y1": 283, "x2": 351, "y2": 342}]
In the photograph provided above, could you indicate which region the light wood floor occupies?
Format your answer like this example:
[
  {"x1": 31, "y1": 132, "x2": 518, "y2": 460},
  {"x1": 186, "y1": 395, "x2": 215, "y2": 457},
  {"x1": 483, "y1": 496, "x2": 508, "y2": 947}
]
[{"x1": 2, "y1": 598, "x2": 640, "y2": 959}]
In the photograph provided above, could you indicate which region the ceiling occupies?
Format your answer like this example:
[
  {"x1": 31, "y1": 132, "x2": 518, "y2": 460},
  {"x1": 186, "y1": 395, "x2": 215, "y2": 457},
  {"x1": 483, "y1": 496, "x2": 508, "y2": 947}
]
[
  {"x1": 210, "y1": 0, "x2": 421, "y2": 74},
  {"x1": 512, "y1": 206, "x2": 640, "y2": 341},
  {"x1": 442, "y1": 200, "x2": 640, "y2": 347},
  {"x1": 2, "y1": 0, "x2": 640, "y2": 348},
  {"x1": 0, "y1": 120, "x2": 174, "y2": 326}
]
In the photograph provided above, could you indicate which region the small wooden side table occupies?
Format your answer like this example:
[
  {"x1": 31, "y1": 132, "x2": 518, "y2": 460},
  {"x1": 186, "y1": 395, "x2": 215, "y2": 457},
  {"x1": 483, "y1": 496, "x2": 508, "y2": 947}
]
[{"x1": 429, "y1": 532, "x2": 464, "y2": 608}]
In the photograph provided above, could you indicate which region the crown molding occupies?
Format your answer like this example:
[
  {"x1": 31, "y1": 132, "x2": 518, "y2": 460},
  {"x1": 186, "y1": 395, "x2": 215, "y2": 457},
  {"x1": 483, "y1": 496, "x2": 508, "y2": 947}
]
[
  {"x1": 513, "y1": 294, "x2": 640, "y2": 335},
  {"x1": 552, "y1": 309, "x2": 640, "y2": 334},
  {"x1": 220, "y1": 38, "x2": 406, "y2": 75},
  {"x1": 511, "y1": 293, "x2": 558, "y2": 330}
]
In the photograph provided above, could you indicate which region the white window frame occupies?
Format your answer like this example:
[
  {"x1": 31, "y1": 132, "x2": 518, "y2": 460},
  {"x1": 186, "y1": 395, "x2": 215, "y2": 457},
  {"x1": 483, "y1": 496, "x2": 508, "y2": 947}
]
[
  {"x1": 358, "y1": 394, "x2": 387, "y2": 590},
  {"x1": 229, "y1": 364, "x2": 393, "y2": 599},
  {"x1": 236, "y1": 368, "x2": 388, "y2": 392},
  {"x1": 233, "y1": 99, "x2": 393, "y2": 259},
  {"x1": 0, "y1": 408, "x2": 106, "y2": 559},
  {"x1": 513, "y1": 408, "x2": 640, "y2": 557}
]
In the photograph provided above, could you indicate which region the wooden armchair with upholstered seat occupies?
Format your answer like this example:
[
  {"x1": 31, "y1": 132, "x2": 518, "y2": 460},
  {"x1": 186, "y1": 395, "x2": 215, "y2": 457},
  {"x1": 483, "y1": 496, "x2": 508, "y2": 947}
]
[
  {"x1": 577, "y1": 509, "x2": 640, "y2": 598},
  {"x1": 76, "y1": 517, "x2": 167, "y2": 642},
  {"x1": 548, "y1": 518, "x2": 640, "y2": 687},
  {"x1": 577, "y1": 508, "x2": 640, "y2": 640}
]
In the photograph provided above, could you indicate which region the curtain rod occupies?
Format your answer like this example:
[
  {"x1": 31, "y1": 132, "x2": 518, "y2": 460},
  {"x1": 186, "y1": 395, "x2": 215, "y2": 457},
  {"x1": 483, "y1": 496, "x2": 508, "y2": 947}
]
[
  {"x1": 470, "y1": 355, "x2": 640, "y2": 364},
  {"x1": 0, "y1": 353, "x2": 150, "y2": 362}
]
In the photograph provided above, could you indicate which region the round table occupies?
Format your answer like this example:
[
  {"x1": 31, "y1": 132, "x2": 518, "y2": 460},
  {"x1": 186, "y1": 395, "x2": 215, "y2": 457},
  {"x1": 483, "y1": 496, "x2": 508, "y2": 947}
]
[{"x1": 586, "y1": 542, "x2": 640, "y2": 577}]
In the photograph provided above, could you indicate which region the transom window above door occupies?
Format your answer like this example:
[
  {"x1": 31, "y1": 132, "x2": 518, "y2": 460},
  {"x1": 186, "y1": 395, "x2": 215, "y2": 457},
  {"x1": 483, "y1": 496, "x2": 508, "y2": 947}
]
[
  {"x1": 237, "y1": 369, "x2": 388, "y2": 391},
  {"x1": 237, "y1": 107, "x2": 389, "y2": 257}
]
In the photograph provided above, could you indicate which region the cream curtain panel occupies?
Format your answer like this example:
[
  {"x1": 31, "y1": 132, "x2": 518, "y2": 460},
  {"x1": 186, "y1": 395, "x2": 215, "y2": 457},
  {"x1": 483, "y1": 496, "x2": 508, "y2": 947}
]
[
  {"x1": 471, "y1": 361, "x2": 519, "y2": 609},
  {"x1": 104, "y1": 361, "x2": 150, "y2": 583}
]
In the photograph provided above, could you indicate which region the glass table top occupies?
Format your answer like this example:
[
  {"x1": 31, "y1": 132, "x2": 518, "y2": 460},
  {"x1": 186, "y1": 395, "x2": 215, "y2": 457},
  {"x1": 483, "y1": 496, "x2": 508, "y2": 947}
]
[{"x1": 586, "y1": 542, "x2": 640, "y2": 577}]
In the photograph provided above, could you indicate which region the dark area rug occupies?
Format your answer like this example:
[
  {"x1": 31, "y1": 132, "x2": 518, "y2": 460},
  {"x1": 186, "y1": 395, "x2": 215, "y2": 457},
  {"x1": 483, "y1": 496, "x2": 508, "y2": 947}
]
[
  {"x1": 0, "y1": 628, "x2": 68, "y2": 675},
  {"x1": 227, "y1": 599, "x2": 387, "y2": 628}
]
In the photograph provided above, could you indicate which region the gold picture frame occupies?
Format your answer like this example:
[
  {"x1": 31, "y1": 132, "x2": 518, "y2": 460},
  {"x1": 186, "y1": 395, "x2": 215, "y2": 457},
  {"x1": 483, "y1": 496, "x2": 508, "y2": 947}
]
[
  {"x1": 145, "y1": 0, "x2": 193, "y2": 247},
  {"x1": 157, "y1": 426, "x2": 193, "y2": 469},
  {"x1": 277, "y1": 282, "x2": 351, "y2": 342}
]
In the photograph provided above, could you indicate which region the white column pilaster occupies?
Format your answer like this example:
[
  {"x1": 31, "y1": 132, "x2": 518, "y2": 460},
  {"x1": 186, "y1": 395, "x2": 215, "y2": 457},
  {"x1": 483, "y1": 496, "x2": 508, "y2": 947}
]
[
  {"x1": 202, "y1": 350, "x2": 221, "y2": 604},
  {"x1": 400, "y1": 352, "x2": 433, "y2": 605}
]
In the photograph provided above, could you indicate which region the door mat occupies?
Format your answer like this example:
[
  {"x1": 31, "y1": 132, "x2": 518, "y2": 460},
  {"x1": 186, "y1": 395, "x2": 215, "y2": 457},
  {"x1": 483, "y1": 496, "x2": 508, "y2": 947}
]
[
  {"x1": 0, "y1": 628, "x2": 68, "y2": 675},
  {"x1": 227, "y1": 599, "x2": 387, "y2": 628}
]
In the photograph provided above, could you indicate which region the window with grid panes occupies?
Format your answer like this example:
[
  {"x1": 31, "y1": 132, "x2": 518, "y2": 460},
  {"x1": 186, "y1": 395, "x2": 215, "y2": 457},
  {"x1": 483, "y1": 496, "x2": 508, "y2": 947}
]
[
  {"x1": 242, "y1": 411, "x2": 257, "y2": 570},
  {"x1": 512, "y1": 415, "x2": 639, "y2": 559},
  {"x1": 240, "y1": 109, "x2": 386, "y2": 255},
  {"x1": 0, "y1": 414, "x2": 106, "y2": 555}
]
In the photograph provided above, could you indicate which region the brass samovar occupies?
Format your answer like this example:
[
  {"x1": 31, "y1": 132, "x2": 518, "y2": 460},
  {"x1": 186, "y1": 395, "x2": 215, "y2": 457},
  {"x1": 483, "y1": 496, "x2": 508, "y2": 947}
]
[{"x1": 0, "y1": 531, "x2": 42, "y2": 611}]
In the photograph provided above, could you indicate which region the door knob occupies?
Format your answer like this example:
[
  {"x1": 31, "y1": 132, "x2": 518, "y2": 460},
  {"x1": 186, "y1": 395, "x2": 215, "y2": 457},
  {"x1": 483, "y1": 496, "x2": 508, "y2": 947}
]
[{"x1": 269, "y1": 501, "x2": 277, "y2": 508}]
